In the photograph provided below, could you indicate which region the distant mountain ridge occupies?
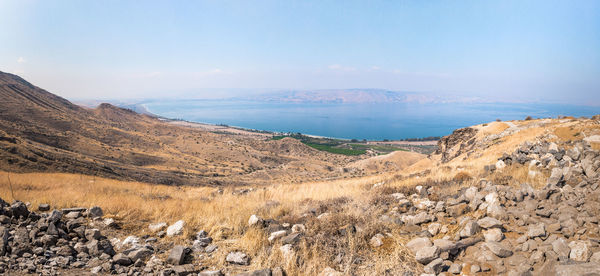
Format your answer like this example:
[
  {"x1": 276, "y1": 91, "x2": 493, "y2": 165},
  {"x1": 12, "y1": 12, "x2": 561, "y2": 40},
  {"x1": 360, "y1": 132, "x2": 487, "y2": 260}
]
[{"x1": 235, "y1": 89, "x2": 488, "y2": 104}]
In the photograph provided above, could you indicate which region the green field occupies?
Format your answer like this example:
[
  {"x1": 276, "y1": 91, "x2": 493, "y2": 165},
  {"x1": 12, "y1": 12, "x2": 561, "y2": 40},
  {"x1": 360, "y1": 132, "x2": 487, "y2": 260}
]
[{"x1": 271, "y1": 134, "x2": 417, "y2": 156}]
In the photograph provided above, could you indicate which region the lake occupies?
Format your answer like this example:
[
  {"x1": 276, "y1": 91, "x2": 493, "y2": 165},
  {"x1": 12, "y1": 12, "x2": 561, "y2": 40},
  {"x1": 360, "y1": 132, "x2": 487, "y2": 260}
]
[{"x1": 144, "y1": 100, "x2": 599, "y2": 140}]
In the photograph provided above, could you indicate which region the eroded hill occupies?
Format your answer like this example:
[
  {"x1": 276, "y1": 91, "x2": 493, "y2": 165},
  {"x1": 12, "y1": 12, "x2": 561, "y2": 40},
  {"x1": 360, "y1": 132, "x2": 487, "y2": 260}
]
[{"x1": 0, "y1": 71, "x2": 424, "y2": 186}]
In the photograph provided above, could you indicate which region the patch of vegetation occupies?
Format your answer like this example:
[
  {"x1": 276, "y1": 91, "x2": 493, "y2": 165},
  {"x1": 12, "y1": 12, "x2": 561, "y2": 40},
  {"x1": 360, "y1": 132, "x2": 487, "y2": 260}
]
[
  {"x1": 271, "y1": 133, "x2": 416, "y2": 156},
  {"x1": 304, "y1": 143, "x2": 366, "y2": 155}
]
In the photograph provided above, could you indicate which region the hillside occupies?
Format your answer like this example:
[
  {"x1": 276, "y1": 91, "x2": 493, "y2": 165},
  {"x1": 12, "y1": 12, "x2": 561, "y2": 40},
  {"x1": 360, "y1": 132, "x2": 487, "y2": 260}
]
[
  {"x1": 1, "y1": 114, "x2": 599, "y2": 275},
  {"x1": 0, "y1": 71, "x2": 424, "y2": 186}
]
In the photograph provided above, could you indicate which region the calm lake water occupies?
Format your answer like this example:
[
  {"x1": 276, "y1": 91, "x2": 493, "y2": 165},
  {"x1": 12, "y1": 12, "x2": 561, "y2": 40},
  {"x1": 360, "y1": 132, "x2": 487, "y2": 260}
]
[{"x1": 144, "y1": 100, "x2": 599, "y2": 140}]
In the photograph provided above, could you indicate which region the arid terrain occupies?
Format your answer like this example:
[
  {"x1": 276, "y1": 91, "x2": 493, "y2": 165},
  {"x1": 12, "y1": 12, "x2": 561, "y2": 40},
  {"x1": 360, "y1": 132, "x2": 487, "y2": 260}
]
[
  {"x1": 1, "y1": 71, "x2": 600, "y2": 275},
  {"x1": 0, "y1": 71, "x2": 425, "y2": 187}
]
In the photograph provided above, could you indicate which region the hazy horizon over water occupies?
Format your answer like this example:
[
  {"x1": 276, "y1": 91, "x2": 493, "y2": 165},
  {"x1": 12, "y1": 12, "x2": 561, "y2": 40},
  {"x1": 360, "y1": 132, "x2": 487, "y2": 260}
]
[{"x1": 144, "y1": 100, "x2": 599, "y2": 140}]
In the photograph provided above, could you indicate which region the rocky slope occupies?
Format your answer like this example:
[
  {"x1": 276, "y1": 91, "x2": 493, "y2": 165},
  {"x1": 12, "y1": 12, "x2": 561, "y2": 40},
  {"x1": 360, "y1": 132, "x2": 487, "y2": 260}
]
[{"x1": 0, "y1": 71, "x2": 423, "y2": 186}]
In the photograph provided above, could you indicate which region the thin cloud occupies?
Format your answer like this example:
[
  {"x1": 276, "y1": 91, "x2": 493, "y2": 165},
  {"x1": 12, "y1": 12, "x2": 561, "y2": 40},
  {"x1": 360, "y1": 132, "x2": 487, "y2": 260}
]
[
  {"x1": 328, "y1": 64, "x2": 356, "y2": 72},
  {"x1": 17, "y1": 57, "x2": 26, "y2": 63}
]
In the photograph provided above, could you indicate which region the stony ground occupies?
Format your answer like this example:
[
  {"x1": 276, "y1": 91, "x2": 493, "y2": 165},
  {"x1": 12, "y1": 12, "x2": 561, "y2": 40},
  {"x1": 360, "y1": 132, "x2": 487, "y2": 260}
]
[{"x1": 2, "y1": 138, "x2": 600, "y2": 275}]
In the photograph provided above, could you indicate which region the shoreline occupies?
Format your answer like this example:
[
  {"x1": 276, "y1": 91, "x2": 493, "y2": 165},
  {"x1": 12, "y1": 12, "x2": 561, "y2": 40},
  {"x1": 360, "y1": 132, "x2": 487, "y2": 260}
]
[{"x1": 162, "y1": 117, "x2": 439, "y2": 145}]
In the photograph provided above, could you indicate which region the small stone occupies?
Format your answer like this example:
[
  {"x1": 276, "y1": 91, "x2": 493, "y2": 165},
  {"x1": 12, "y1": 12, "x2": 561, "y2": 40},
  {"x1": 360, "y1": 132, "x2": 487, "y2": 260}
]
[
  {"x1": 471, "y1": 264, "x2": 481, "y2": 273},
  {"x1": 477, "y1": 217, "x2": 503, "y2": 229},
  {"x1": 485, "y1": 241, "x2": 513, "y2": 258},
  {"x1": 407, "y1": 237, "x2": 432, "y2": 253},
  {"x1": 103, "y1": 218, "x2": 116, "y2": 227},
  {"x1": 112, "y1": 253, "x2": 132, "y2": 266},
  {"x1": 552, "y1": 238, "x2": 570, "y2": 258},
  {"x1": 281, "y1": 232, "x2": 302, "y2": 245},
  {"x1": 166, "y1": 220, "x2": 185, "y2": 237},
  {"x1": 568, "y1": 240, "x2": 591, "y2": 262},
  {"x1": 88, "y1": 206, "x2": 103, "y2": 218},
  {"x1": 460, "y1": 220, "x2": 480, "y2": 238},
  {"x1": 292, "y1": 224, "x2": 306, "y2": 232},
  {"x1": 370, "y1": 233, "x2": 384, "y2": 247},
  {"x1": 38, "y1": 204, "x2": 50, "y2": 211},
  {"x1": 167, "y1": 245, "x2": 187, "y2": 265},
  {"x1": 226, "y1": 251, "x2": 250, "y2": 265},
  {"x1": 149, "y1": 222, "x2": 167, "y2": 232},
  {"x1": 424, "y1": 258, "x2": 444, "y2": 274},
  {"x1": 248, "y1": 214, "x2": 262, "y2": 227},
  {"x1": 199, "y1": 271, "x2": 224, "y2": 276},
  {"x1": 484, "y1": 228, "x2": 504, "y2": 242},
  {"x1": 268, "y1": 230, "x2": 288, "y2": 242},
  {"x1": 448, "y1": 263, "x2": 462, "y2": 274},
  {"x1": 428, "y1": 223, "x2": 441, "y2": 236},
  {"x1": 415, "y1": 246, "x2": 440, "y2": 264},
  {"x1": 527, "y1": 223, "x2": 546, "y2": 238},
  {"x1": 85, "y1": 228, "x2": 101, "y2": 241}
]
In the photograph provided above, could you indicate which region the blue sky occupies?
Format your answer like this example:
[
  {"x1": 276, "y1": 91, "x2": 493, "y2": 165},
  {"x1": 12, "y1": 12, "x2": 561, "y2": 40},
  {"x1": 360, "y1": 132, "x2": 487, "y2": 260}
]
[{"x1": 1, "y1": 0, "x2": 599, "y2": 104}]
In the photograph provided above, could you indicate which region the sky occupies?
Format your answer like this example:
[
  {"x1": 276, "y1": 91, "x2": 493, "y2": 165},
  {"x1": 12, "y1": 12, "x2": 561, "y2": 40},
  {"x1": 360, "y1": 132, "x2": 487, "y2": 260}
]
[{"x1": 1, "y1": 0, "x2": 599, "y2": 104}]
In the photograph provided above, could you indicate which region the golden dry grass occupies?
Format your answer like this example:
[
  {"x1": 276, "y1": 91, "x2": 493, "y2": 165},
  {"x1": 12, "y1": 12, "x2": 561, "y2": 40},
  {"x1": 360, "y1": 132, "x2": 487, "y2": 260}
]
[{"x1": 0, "y1": 171, "x2": 407, "y2": 274}]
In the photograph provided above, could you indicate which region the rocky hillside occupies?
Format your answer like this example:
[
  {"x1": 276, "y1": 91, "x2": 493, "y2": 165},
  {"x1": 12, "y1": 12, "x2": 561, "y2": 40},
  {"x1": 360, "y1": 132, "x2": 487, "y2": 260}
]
[
  {"x1": 1, "y1": 116, "x2": 599, "y2": 275},
  {"x1": 0, "y1": 71, "x2": 423, "y2": 186}
]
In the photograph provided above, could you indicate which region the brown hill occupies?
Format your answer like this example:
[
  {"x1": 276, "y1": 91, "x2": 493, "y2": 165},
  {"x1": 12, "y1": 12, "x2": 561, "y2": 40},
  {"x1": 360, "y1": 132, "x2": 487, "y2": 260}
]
[{"x1": 0, "y1": 71, "x2": 424, "y2": 186}]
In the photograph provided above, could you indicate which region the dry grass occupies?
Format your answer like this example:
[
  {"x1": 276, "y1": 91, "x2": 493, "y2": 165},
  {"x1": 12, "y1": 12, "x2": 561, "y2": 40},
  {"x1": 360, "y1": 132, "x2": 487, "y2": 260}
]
[{"x1": 0, "y1": 171, "x2": 410, "y2": 274}]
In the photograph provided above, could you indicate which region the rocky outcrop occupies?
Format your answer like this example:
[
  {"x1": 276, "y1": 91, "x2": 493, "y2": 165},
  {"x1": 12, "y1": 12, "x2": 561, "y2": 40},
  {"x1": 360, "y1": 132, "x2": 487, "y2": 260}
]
[{"x1": 436, "y1": 127, "x2": 478, "y2": 162}]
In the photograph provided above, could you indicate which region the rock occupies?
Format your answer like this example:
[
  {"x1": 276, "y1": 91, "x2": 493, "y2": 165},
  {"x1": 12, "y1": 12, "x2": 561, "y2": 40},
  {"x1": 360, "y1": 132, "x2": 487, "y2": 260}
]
[
  {"x1": 552, "y1": 238, "x2": 570, "y2": 258},
  {"x1": 484, "y1": 228, "x2": 504, "y2": 242},
  {"x1": 527, "y1": 223, "x2": 546, "y2": 238},
  {"x1": 268, "y1": 230, "x2": 288, "y2": 243},
  {"x1": 281, "y1": 232, "x2": 302, "y2": 245},
  {"x1": 199, "y1": 271, "x2": 224, "y2": 276},
  {"x1": 370, "y1": 233, "x2": 385, "y2": 247},
  {"x1": 460, "y1": 220, "x2": 479, "y2": 238},
  {"x1": 477, "y1": 217, "x2": 503, "y2": 229},
  {"x1": 291, "y1": 224, "x2": 306, "y2": 233},
  {"x1": 172, "y1": 264, "x2": 199, "y2": 276},
  {"x1": 496, "y1": 160, "x2": 506, "y2": 170},
  {"x1": 205, "y1": 244, "x2": 218, "y2": 253},
  {"x1": 166, "y1": 220, "x2": 185, "y2": 237},
  {"x1": 415, "y1": 246, "x2": 440, "y2": 264},
  {"x1": 548, "y1": 168, "x2": 563, "y2": 186},
  {"x1": 248, "y1": 215, "x2": 263, "y2": 227},
  {"x1": 424, "y1": 258, "x2": 444, "y2": 274},
  {"x1": 227, "y1": 251, "x2": 250, "y2": 265},
  {"x1": 406, "y1": 212, "x2": 435, "y2": 225},
  {"x1": 280, "y1": 244, "x2": 294, "y2": 260},
  {"x1": 48, "y1": 209, "x2": 63, "y2": 223},
  {"x1": 407, "y1": 237, "x2": 432, "y2": 253},
  {"x1": 10, "y1": 201, "x2": 29, "y2": 218},
  {"x1": 428, "y1": 223, "x2": 441, "y2": 236},
  {"x1": 319, "y1": 267, "x2": 343, "y2": 276},
  {"x1": 127, "y1": 247, "x2": 153, "y2": 262},
  {"x1": 446, "y1": 203, "x2": 469, "y2": 217},
  {"x1": 236, "y1": 269, "x2": 272, "y2": 276},
  {"x1": 555, "y1": 262, "x2": 600, "y2": 276},
  {"x1": 448, "y1": 263, "x2": 462, "y2": 274},
  {"x1": 566, "y1": 146, "x2": 581, "y2": 161},
  {"x1": 85, "y1": 228, "x2": 101, "y2": 241},
  {"x1": 149, "y1": 222, "x2": 167, "y2": 232},
  {"x1": 433, "y1": 239, "x2": 457, "y2": 252},
  {"x1": 113, "y1": 253, "x2": 132, "y2": 266},
  {"x1": 88, "y1": 206, "x2": 103, "y2": 218},
  {"x1": 38, "y1": 203, "x2": 50, "y2": 211},
  {"x1": 485, "y1": 241, "x2": 513, "y2": 257},
  {"x1": 471, "y1": 264, "x2": 481, "y2": 273},
  {"x1": 103, "y1": 218, "x2": 116, "y2": 227},
  {"x1": 167, "y1": 245, "x2": 187, "y2": 265},
  {"x1": 486, "y1": 203, "x2": 508, "y2": 220},
  {"x1": 568, "y1": 240, "x2": 591, "y2": 262}
]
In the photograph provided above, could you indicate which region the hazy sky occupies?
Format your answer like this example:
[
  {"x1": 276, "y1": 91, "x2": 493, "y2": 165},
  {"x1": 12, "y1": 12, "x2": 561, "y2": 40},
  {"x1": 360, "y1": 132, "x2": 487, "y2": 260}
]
[{"x1": 1, "y1": 0, "x2": 599, "y2": 104}]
